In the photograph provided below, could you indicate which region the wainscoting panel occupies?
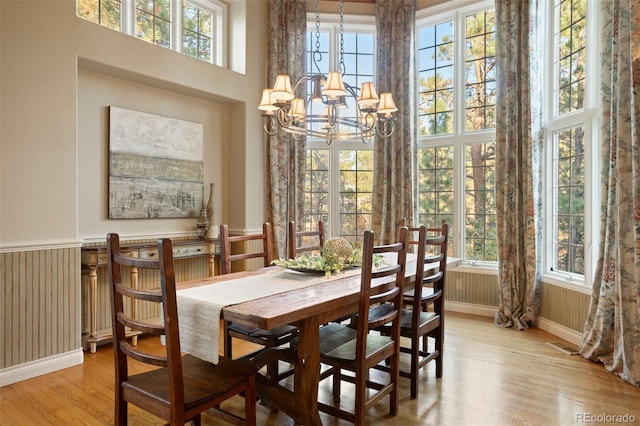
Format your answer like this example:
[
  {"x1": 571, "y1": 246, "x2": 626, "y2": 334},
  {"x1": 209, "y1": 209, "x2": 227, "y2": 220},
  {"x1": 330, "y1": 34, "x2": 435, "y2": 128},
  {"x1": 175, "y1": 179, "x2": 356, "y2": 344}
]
[
  {"x1": 446, "y1": 270, "x2": 499, "y2": 307},
  {"x1": 446, "y1": 269, "x2": 590, "y2": 336},
  {"x1": 539, "y1": 282, "x2": 590, "y2": 333},
  {"x1": 84, "y1": 256, "x2": 211, "y2": 348},
  {"x1": 1, "y1": 247, "x2": 81, "y2": 369}
]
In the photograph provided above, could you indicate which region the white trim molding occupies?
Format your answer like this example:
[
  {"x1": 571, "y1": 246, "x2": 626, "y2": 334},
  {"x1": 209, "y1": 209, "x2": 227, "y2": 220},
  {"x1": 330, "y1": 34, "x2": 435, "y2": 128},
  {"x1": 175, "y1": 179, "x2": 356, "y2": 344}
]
[
  {"x1": 0, "y1": 349, "x2": 84, "y2": 387},
  {"x1": 446, "y1": 301, "x2": 583, "y2": 347}
]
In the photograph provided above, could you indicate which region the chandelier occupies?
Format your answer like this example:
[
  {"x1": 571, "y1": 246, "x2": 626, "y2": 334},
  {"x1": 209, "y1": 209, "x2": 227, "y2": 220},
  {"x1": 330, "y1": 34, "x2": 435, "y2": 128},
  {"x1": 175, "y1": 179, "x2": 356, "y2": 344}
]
[{"x1": 258, "y1": 0, "x2": 397, "y2": 144}]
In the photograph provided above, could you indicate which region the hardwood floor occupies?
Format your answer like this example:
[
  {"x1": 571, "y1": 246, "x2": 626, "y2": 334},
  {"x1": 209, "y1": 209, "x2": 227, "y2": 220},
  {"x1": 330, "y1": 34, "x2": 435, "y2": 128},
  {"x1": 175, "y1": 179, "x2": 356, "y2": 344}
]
[{"x1": 1, "y1": 312, "x2": 639, "y2": 425}]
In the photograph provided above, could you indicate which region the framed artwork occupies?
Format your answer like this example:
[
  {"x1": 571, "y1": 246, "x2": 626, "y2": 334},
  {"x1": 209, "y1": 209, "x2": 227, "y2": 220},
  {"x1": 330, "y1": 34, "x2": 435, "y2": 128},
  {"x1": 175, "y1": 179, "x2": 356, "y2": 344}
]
[{"x1": 108, "y1": 106, "x2": 204, "y2": 219}]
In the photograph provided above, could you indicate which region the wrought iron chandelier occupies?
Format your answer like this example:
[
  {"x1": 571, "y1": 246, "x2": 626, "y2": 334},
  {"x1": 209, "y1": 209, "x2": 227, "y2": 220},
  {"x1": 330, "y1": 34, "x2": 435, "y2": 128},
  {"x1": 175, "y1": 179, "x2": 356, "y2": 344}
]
[{"x1": 258, "y1": 0, "x2": 397, "y2": 144}]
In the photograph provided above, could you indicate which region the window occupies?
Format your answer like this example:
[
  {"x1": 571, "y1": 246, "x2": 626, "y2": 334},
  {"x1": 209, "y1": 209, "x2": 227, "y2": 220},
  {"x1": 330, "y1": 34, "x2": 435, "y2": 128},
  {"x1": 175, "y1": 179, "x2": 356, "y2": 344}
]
[
  {"x1": 417, "y1": 2, "x2": 497, "y2": 262},
  {"x1": 77, "y1": 0, "x2": 121, "y2": 30},
  {"x1": 136, "y1": 0, "x2": 171, "y2": 48},
  {"x1": 555, "y1": 0, "x2": 586, "y2": 115},
  {"x1": 553, "y1": 126, "x2": 585, "y2": 275},
  {"x1": 302, "y1": 16, "x2": 376, "y2": 245},
  {"x1": 183, "y1": 1, "x2": 214, "y2": 62},
  {"x1": 418, "y1": 22, "x2": 454, "y2": 136},
  {"x1": 544, "y1": 0, "x2": 597, "y2": 284},
  {"x1": 77, "y1": 0, "x2": 227, "y2": 67}
]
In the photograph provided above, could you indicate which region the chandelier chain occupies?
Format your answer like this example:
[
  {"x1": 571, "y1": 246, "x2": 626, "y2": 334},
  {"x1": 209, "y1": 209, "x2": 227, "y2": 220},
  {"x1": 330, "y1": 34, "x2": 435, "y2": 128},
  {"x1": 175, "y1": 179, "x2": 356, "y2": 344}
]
[
  {"x1": 313, "y1": 0, "x2": 322, "y2": 74},
  {"x1": 339, "y1": 0, "x2": 345, "y2": 75}
]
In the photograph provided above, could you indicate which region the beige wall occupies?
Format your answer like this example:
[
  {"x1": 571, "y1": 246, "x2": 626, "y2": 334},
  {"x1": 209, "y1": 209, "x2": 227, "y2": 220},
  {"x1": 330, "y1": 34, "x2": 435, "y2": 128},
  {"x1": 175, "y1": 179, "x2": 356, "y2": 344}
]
[
  {"x1": 77, "y1": 69, "x2": 228, "y2": 240},
  {"x1": 1, "y1": 0, "x2": 268, "y2": 248}
]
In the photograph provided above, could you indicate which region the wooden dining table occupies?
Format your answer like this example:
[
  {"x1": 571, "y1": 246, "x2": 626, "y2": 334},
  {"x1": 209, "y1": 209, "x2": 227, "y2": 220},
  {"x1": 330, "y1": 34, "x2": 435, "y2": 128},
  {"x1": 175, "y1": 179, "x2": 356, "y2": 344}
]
[{"x1": 176, "y1": 255, "x2": 460, "y2": 425}]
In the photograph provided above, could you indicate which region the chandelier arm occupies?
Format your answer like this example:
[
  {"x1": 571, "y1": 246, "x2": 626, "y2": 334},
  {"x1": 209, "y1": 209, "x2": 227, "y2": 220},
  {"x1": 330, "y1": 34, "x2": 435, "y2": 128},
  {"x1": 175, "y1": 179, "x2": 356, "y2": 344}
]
[
  {"x1": 376, "y1": 118, "x2": 396, "y2": 138},
  {"x1": 263, "y1": 115, "x2": 282, "y2": 136},
  {"x1": 277, "y1": 107, "x2": 295, "y2": 129}
]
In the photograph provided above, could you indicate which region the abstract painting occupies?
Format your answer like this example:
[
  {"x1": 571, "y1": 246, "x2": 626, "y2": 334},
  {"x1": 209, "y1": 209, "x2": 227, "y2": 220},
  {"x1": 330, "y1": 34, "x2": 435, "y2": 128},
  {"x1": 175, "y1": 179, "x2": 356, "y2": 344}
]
[{"x1": 108, "y1": 106, "x2": 204, "y2": 219}]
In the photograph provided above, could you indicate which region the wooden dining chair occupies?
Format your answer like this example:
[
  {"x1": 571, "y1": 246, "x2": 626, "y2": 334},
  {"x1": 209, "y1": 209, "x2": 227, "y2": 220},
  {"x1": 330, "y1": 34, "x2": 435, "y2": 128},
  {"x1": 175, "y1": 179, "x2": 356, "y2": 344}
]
[
  {"x1": 312, "y1": 227, "x2": 408, "y2": 425},
  {"x1": 371, "y1": 221, "x2": 449, "y2": 399},
  {"x1": 287, "y1": 220, "x2": 325, "y2": 259},
  {"x1": 106, "y1": 233, "x2": 257, "y2": 426},
  {"x1": 219, "y1": 223, "x2": 298, "y2": 383}
]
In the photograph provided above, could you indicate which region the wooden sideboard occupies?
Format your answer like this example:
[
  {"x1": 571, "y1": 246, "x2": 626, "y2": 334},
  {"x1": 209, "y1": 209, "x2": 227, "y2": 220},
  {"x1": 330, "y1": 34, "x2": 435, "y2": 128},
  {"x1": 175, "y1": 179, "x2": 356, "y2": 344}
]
[{"x1": 81, "y1": 238, "x2": 218, "y2": 353}]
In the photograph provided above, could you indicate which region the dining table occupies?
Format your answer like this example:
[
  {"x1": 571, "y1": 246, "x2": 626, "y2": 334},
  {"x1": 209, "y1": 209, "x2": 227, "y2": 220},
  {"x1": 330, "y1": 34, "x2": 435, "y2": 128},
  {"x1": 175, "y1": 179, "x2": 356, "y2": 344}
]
[{"x1": 175, "y1": 254, "x2": 460, "y2": 425}]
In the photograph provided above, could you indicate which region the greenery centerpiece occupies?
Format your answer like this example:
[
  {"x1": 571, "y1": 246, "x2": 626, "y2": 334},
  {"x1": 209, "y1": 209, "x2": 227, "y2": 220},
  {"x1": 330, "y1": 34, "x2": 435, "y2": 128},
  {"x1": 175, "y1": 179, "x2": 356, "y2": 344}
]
[{"x1": 273, "y1": 237, "x2": 383, "y2": 276}]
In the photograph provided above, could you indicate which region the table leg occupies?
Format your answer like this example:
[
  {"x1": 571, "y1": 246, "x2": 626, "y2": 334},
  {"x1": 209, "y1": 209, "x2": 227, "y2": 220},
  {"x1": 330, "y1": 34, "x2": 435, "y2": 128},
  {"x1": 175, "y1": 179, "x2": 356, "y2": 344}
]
[
  {"x1": 254, "y1": 316, "x2": 323, "y2": 425},
  {"x1": 294, "y1": 315, "x2": 322, "y2": 425}
]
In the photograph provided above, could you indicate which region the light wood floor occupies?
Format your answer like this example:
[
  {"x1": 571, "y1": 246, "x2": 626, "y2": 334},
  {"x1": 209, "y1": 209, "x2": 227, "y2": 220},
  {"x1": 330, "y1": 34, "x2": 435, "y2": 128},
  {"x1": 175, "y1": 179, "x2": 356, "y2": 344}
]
[{"x1": 2, "y1": 312, "x2": 639, "y2": 425}]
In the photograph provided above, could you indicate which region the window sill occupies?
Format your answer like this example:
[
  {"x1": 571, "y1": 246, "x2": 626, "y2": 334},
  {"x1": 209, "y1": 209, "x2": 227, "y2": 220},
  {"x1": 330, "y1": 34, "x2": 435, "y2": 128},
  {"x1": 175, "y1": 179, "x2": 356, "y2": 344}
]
[
  {"x1": 452, "y1": 261, "x2": 498, "y2": 275},
  {"x1": 541, "y1": 273, "x2": 592, "y2": 295}
]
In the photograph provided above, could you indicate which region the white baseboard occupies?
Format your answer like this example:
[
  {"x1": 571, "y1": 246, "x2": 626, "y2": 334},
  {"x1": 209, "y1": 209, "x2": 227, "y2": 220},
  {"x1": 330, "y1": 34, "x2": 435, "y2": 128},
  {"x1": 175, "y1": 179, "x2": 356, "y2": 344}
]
[
  {"x1": 445, "y1": 301, "x2": 496, "y2": 317},
  {"x1": 445, "y1": 301, "x2": 583, "y2": 347},
  {"x1": 536, "y1": 317, "x2": 583, "y2": 347},
  {"x1": 0, "y1": 349, "x2": 84, "y2": 387}
]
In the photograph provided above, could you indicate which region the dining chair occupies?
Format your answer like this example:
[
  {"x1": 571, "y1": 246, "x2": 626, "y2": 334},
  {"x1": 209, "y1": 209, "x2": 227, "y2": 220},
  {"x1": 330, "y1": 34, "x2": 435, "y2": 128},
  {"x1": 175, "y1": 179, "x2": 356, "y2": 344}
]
[
  {"x1": 371, "y1": 221, "x2": 449, "y2": 399},
  {"x1": 287, "y1": 220, "x2": 325, "y2": 259},
  {"x1": 312, "y1": 227, "x2": 408, "y2": 425},
  {"x1": 106, "y1": 233, "x2": 257, "y2": 426},
  {"x1": 219, "y1": 223, "x2": 298, "y2": 383}
]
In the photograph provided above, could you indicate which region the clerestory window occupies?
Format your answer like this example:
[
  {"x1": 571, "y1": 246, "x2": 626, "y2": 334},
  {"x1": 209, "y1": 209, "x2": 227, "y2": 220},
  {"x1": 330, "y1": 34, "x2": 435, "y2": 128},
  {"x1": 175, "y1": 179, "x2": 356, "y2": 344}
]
[{"x1": 77, "y1": 0, "x2": 227, "y2": 67}]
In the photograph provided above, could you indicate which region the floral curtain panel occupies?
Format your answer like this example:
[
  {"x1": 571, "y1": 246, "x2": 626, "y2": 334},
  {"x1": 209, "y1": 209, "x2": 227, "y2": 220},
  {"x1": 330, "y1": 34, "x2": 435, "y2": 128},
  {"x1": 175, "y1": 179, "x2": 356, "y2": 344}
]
[
  {"x1": 494, "y1": 0, "x2": 543, "y2": 329},
  {"x1": 580, "y1": 0, "x2": 640, "y2": 387},
  {"x1": 372, "y1": 0, "x2": 417, "y2": 244},
  {"x1": 265, "y1": 0, "x2": 307, "y2": 258}
]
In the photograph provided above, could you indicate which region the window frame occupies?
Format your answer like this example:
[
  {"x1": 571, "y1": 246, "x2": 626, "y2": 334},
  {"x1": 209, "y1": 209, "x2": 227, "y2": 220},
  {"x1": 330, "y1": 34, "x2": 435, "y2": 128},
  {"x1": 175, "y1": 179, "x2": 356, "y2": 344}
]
[
  {"x1": 541, "y1": 0, "x2": 601, "y2": 289},
  {"x1": 416, "y1": 0, "x2": 497, "y2": 268}
]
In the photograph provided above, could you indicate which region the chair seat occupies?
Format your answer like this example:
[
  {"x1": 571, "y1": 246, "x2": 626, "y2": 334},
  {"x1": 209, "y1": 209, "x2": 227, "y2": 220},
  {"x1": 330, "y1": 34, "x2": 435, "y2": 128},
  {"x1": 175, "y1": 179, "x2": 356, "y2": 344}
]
[
  {"x1": 312, "y1": 322, "x2": 393, "y2": 362},
  {"x1": 317, "y1": 322, "x2": 357, "y2": 354},
  {"x1": 369, "y1": 304, "x2": 438, "y2": 330},
  {"x1": 124, "y1": 355, "x2": 255, "y2": 411},
  {"x1": 228, "y1": 322, "x2": 298, "y2": 340}
]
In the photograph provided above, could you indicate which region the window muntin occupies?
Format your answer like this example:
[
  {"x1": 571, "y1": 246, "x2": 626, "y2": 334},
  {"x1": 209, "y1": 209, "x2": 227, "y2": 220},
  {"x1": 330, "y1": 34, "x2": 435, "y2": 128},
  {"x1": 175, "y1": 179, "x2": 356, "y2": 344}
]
[
  {"x1": 552, "y1": 126, "x2": 585, "y2": 275},
  {"x1": 418, "y1": 21, "x2": 455, "y2": 136},
  {"x1": 77, "y1": 0, "x2": 225, "y2": 67},
  {"x1": 339, "y1": 149, "x2": 374, "y2": 245},
  {"x1": 555, "y1": 0, "x2": 586, "y2": 116},
  {"x1": 304, "y1": 149, "x2": 330, "y2": 232},
  {"x1": 417, "y1": 145, "x2": 455, "y2": 230},
  {"x1": 465, "y1": 142, "x2": 497, "y2": 261},
  {"x1": 78, "y1": 0, "x2": 121, "y2": 30},
  {"x1": 183, "y1": 2, "x2": 213, "y2": 62},
  {"x1": 136, "y1": 0, "x2": 171, "y2": 48},
  {"x1": 464, "y1": 10, "x2": 496, "y2": 132}
]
